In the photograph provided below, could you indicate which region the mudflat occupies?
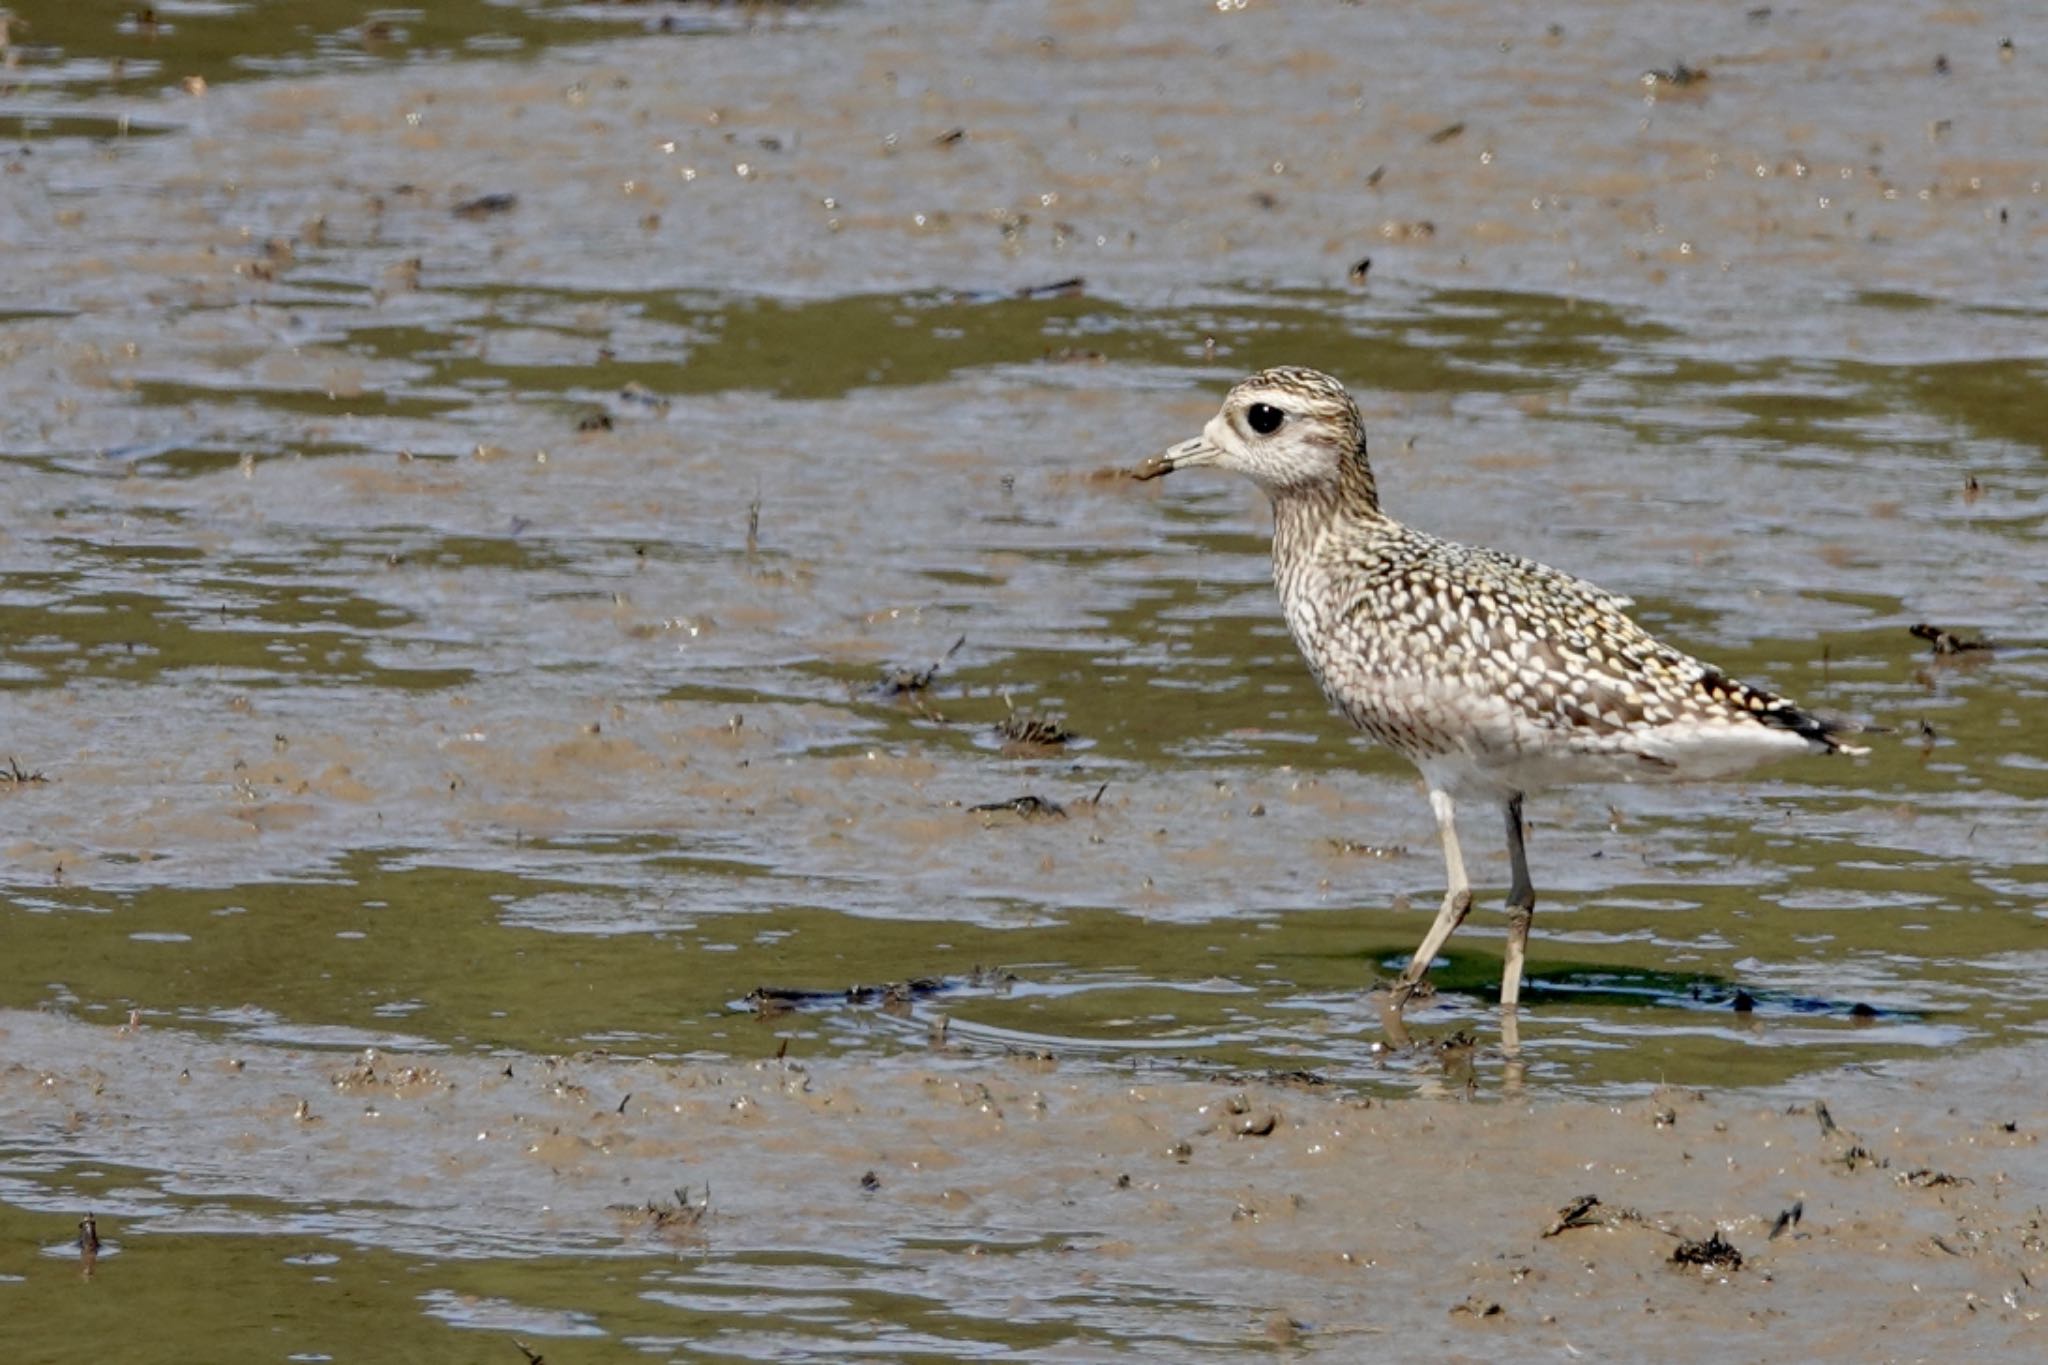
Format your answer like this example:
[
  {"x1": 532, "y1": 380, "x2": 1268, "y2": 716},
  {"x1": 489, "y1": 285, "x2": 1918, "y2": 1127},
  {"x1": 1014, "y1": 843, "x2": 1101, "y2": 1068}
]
[{"x1": 3, "y1": 0, "x2": 2044, "y2": 1357}]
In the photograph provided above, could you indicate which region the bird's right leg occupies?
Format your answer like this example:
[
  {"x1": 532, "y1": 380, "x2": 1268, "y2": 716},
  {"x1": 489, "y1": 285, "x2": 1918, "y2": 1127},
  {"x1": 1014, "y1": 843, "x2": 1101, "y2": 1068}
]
[{"x1": 1390, "y1": 787, "x2": 1472, "y2": 1008}]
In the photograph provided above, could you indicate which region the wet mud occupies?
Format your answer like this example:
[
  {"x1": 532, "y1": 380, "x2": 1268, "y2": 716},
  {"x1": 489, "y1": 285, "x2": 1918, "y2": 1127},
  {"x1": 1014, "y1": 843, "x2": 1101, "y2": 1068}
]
[{"x1": 3, "y1": 0, "x2": 2047, "y2": 1357}]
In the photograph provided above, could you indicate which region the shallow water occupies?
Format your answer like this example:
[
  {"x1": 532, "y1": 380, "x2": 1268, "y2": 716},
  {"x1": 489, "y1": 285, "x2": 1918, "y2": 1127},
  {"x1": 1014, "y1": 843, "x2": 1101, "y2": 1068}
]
[{"x1": 4, "y1": 0, "x2": 2048, "y2": 1356}]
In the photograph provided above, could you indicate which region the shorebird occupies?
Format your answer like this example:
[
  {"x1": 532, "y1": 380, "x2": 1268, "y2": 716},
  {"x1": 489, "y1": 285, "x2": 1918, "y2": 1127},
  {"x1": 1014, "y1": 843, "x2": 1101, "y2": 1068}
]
[{"x1": 1135, "y1": 367, "x2": 1864, "y2": 1010}]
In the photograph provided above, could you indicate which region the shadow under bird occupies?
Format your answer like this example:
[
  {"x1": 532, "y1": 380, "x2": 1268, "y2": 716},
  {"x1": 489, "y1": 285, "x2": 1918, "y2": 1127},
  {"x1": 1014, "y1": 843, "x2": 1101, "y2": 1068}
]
[{"x1": 1135, "y1": 366, "x2": 1865, "y2": 1011}]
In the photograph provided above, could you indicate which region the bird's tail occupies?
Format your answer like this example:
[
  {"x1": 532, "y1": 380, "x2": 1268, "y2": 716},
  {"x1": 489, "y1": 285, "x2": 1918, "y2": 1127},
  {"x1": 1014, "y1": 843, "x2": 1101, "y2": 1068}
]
[
  {"x1": 1699, "y1": 666, "x2": 1870, "y2": 756},
  {"x1": 1771, "y1": 705, "x2": 1870, "y2": 756}
]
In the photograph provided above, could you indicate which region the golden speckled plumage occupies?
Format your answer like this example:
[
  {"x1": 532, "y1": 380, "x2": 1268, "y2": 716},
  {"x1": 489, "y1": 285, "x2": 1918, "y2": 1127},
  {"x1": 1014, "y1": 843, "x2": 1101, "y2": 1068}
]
[{"x1": 1138, "y1": 365, "x2": 1864, "y2": 1011}]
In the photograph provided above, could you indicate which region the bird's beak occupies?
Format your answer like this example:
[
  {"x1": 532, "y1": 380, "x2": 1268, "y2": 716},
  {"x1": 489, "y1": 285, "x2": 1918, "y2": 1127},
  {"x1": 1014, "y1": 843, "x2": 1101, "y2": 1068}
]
[{"x1": 1133, "y1": 435, "x2": 1223, "y2": 481}]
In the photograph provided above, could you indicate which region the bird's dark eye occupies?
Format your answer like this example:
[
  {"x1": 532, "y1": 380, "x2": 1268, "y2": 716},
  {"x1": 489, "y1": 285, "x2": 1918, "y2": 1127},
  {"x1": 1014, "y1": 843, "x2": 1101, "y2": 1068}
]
[{"x1": 1246, "y1": 402, "x2": 1285, "y2": 436}]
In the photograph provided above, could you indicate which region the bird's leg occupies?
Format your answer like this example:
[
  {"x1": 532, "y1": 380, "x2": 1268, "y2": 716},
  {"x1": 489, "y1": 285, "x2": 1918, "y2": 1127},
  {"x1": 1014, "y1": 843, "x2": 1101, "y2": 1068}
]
[
  {"x1": 1499, "y1": 1006, "x2": 1525, "y2": 1094},
  {"x1": 1499, "y1": 793, "x2": 1537, "y2": 1009},
  {"x1": 1390, "y1": 788, "x2": 1471, "y2": 1008}
]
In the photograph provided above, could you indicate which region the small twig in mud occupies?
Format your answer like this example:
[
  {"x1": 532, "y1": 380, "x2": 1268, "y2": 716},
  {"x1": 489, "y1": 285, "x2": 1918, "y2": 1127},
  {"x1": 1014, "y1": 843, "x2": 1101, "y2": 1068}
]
[
  {"x1": 451, "y1": 192, "x2": 518, "y2": 219},
  {"x1": 1909, "y1": 623, "x2": 1991, "y2": 656},
  {"x1": 1543, "y1": 1195, "x2": 1604, "y2": 1237},
  {"x1": 1897, "y1": 1168, "x2": 1972, "y2": 1189},
  {"x1": 1670, "y1": 1230, "x2": 1742, "y2": 1271},
  {"x1": 1542, "y1": 1194, "x2": 1645, "y2": 1238},
  {"x1": 1014, "y1": 276, "x2": 1084, "y2": 299},
  {"x1": 2, "y1": 756, "x2": 48, "y2": 787},
  {"x1": 1768, "y1": 1200, "x2": 1803, "y2": 1240},
  {"x1": 970, "y1": 794, "x2": 1066, "y2": 820},
  {"x1": 745, "y1": 497, "x2": 761, "y2": 557}
]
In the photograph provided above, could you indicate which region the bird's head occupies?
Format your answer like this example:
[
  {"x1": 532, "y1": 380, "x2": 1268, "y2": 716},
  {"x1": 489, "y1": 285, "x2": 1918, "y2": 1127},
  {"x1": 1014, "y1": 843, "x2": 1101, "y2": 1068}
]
[{"x1": 1134, "y1": 367, "x2": 1369, "y2": 499}]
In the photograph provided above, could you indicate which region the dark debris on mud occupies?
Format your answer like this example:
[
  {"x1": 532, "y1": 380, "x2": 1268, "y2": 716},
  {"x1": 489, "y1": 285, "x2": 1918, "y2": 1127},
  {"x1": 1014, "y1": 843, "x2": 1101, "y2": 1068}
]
[
  {"x1": 1, "y1": 756, "x2": 49, "y2": 788},
  {"x1": 1671, "y1": 1229, "x2": 1744, "y2": 1271},
  {"x1": 879, "y1": 634, "x2": 965, "y2": 695},
  {"x1": 970, "y1": 793, "x2": 1066, "y2": 820},
  {"x1": 451, "y1": 191, "x2": 518, "y2": 219},
  {"x1": 1910, "y1": 622, "x2": 1992, "y2": 656},
  {"x1": 746, "y1": 969, "x2": 1017, "y2": 1018},
  {"x1": 994, "y1": 708, "x2": 1073, "y2": 748},
  {"x1": 1542, "y1": 1194, "x2": 1646, "y2": 1238},
  {"x1": 610, "y1": 1186, "x2": 711, "y2": 1241}
]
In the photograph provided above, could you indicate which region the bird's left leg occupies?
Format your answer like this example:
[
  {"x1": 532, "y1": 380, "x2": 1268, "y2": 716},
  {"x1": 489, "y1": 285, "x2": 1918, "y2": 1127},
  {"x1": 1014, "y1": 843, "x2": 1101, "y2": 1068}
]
[{"x1": 1499, "y1": 793, "x2": 1537, "y2": 1008}]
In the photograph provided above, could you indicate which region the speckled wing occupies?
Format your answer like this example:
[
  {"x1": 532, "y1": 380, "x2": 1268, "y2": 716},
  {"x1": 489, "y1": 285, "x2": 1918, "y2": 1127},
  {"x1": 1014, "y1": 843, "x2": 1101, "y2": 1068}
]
[{"x1": 1322, "y1": 530, "x2": 1839, "y2": 756}]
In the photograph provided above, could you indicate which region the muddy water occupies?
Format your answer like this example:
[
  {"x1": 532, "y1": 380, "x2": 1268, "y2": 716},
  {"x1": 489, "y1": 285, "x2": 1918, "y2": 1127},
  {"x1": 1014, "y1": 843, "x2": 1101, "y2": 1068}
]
[{"x1": 4, "y1": 0, "x2": 2047, "y2": 1357}]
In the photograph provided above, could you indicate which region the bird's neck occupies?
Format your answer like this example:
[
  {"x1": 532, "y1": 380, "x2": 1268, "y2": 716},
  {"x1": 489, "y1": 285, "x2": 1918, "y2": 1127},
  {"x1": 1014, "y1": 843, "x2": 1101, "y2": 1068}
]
[{"x1": 1269, "y1": 442, "x2": 1385, "y2": 557}]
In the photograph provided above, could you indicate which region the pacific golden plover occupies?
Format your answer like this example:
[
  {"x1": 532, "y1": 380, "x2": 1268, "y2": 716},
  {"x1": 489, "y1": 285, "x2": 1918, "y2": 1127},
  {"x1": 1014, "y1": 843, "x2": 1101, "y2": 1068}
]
[{"x1": 1137, "y1": 366, "x2": 1865, "y2": 1010}]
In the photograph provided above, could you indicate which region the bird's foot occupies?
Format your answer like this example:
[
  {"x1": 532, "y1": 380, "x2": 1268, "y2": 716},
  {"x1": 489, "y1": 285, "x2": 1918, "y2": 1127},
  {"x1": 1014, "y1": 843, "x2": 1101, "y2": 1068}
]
[{"x1": 1384, "y1": 976, "x2": 1436, "y2": 1009}]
